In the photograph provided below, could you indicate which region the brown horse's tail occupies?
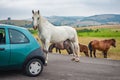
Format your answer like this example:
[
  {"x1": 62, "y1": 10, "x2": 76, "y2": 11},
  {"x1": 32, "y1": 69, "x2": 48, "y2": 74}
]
[{"x1": 88, "y1": 41, "x2": 93, "y2": 51}]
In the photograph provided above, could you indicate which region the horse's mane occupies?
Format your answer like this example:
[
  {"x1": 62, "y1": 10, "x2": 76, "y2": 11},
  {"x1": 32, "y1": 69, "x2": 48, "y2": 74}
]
[
  {"x1": 40, "y1": 15, "x2": 54, "y2": 26},
  {"x1": 111, "y1": 39, "x2": 116, "y2": 42},
  {"x1": 103, "y1": 39, "x2": 109, "y2": 42},
  {"x1": 103, "y1": 39, "x2": 115, "y2": 43}
]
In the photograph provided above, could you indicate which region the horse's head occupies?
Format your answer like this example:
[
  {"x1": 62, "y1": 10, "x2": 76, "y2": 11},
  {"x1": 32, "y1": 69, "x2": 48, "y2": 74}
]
[
  {"x1": 32, "y1": 10, "x2": 40, "y2": 30},
  {"x1": 110, "y1": 39, "x2": 116, "y2": 47}
]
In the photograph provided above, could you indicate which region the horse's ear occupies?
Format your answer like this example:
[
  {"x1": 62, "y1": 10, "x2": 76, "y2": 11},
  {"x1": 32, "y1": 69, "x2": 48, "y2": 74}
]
[
  {"x1": 32, "y1": 10, "x2": 34, "y2": 14},
  {"x1": 38, "y1": 10, "x2": 39, "y2": 14},
  {"x1": 112, "y1": 38, "x2": 116, "y2": 42}
]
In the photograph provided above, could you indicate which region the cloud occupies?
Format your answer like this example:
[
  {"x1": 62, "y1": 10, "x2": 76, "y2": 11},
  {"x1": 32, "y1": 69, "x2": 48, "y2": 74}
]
[{"x1": 0, "y1": 0, "x2": 120, "y2": 19}]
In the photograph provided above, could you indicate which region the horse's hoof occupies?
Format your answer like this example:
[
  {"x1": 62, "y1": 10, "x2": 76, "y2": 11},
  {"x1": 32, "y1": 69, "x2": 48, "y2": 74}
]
[
  {"x1": 75, "y1": 58, "x2": 80, "y2": 62},
  {"x1": 44, "y1": 63, "x2": 48, "y2": 66},
  {"x1": 75, "y1": 60, "x2": 80, "y2": 62},
  {"x1": 71, "y1": 58, "x2": 75, "y2": 61}
]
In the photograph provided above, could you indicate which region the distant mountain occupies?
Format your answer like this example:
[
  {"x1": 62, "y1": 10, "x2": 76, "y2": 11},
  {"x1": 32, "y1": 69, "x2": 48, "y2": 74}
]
[
  {"x1": 81, "y1": 14, "x2": 120, "y2": 25},
  {"x1": 46, "y1": 16, "x2": 84, "y2": 26},
  {"x1": 0, "y1": 14, "x2": 120, "y2": 27},
  {"x1": 46, "y1": 14, "x2": 120, "y2": 27}
]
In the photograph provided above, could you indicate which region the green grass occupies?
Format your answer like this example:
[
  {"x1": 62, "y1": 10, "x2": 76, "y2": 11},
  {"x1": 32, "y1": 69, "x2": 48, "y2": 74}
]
[
  {"x1": 28, "y1": 29, "x2": 38, "y2": 35},
  {"x1": 77, "y1": 28, "x2": 120, "y2": 37},
  {"x1": 29, "y1": 27, "x2": 120, "y2": 37}
]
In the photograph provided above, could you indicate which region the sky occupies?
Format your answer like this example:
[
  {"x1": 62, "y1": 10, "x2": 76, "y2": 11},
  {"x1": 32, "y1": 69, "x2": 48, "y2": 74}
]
[{"x1": 0, "y1": 0, "x2": 120, "y2": 20}]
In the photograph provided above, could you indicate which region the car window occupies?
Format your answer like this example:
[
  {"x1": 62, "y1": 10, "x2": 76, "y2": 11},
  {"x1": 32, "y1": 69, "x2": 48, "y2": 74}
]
[
  {"x1": 9, "y1": 29, "x2": 29, "y2": 44},
  {"x1": 0, "y1": 28, "x2": 6, "y2": 44}
]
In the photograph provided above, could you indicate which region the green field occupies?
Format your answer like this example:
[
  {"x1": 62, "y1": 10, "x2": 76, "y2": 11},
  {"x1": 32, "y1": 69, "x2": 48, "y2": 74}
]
[{"x1": 77, "y1": 28, "x2": 120, "y2": 37}]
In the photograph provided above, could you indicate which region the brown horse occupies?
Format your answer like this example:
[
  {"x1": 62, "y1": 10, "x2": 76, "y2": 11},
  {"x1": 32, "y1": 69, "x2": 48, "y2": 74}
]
[
  {"x1": 88, "y1": 39, "x2": 116, "y2": 58},
  {"x1": 79, "y1": 43, "x2": 89, "y2": 57},
  {"x1": 49, "y1": 40, "x2": 89, "y2": 57}
]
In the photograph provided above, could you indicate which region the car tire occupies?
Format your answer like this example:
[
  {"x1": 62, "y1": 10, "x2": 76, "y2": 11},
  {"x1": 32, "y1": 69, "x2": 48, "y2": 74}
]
[{"x1": 25, "y1": 59, "x2": 43, "y2": 77}]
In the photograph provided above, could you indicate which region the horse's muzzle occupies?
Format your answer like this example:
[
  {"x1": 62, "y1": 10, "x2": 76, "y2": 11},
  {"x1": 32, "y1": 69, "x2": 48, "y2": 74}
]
[
  {"x1": 33, "y1": 26, "x2": 37, "y2": 30},
  {"x1": 114, "y1": 45, "x2": 116, "y2": 47},
  {"x1": 113, "y1": 44, "x2": 116, "y2": 47}
]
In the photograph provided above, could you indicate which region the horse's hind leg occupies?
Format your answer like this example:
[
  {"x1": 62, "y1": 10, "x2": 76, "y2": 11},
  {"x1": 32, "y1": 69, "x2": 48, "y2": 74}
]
[
  {"x1": 71, "y1": 44, "x2": 75, "y2": 60},
  {"x1": 90, "y1": 50, "x2": 92, "y2": 57},
  {"x1": 73, "y1": 42, "x2": 80, "y2": 62},
  {"x1": 93, "y1": 50, "x2": 96, "y2": 58},
  {"x1": 70, "y1": 42, "x2": 76, "y2": 61},
  {"x1": 59, "y1": 49, "x2": 61, "y2": 54},
  {"x1": 56, "y1": 48, "x2": 58, "y2": 53}
]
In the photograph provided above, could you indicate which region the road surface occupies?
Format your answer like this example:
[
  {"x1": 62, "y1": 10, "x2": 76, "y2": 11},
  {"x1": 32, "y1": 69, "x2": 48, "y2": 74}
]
[{"x1": 0, "y1": 53, "x2": 120, "y2": 80}]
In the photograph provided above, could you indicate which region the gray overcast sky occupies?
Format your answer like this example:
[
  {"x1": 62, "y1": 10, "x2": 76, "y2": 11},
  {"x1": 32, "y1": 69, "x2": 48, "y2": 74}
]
[{"x1": 0, "y1": 0, "x2": 120, "y2": 20}]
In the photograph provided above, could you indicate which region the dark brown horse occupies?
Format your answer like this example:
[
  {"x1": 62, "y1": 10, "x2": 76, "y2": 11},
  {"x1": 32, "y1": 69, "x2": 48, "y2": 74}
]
[
  {"x1": 49, "y1": 40, "x2": 89, "y2": 57},
  {"x1": 88, "y1": 39, "x2": 116, "y2": 58},
  {"x1": 48, "y1": 39, "x2": 73, "y2": 55}
]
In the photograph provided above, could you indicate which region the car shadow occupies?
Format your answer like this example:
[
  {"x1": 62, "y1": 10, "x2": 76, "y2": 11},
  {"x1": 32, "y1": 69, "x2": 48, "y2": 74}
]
[{"x1": 0, "y1": 70, "x2": 23, "y2": 77}]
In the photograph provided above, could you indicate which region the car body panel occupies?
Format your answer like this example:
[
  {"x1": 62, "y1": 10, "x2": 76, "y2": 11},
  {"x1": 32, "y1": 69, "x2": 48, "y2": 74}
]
[
  {"x1": 0, "y1": 24, "x2": 45, "y2": 70},
  {"x1": 0, "y1": 44, "x2": 10, "y2": 67},
  {"x1": 23, "y1": 47, "x2": 45, "y2": 69}
]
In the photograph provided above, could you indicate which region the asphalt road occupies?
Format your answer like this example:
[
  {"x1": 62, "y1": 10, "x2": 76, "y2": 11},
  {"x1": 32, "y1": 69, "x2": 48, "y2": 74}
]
[{"x1": 0, "y1": 53, "x2": 120, "y2": 80}]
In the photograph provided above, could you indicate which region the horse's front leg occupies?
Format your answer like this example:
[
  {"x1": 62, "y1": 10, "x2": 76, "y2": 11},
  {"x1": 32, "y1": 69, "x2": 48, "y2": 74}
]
[
  {"x1": 41, "y1": 39, "x2": 46, "y2": 53},
  {"x1": 103, "y1": 51, "x2": 107, "y2": 58},
  {"x1": 44, "y1": 40, "x2": 50, "y2": 65},
  {"x1": 84, "y1": 52, "x2": 89, "y2": 57}
]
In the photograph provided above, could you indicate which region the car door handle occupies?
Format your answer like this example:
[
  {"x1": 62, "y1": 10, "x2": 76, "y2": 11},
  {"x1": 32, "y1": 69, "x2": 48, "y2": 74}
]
[{"x1": 0, "y1": 48, "x2": 5, "y2": 51}]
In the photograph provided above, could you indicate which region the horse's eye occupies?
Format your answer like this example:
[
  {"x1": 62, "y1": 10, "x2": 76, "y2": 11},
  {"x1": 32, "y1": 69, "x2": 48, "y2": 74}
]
[
  {"x1": 32, "y1": 17, "x2": 34, "y2": 20},
  {"x1": 37, "y1": 17, "x2": 39, "y2": 20}
]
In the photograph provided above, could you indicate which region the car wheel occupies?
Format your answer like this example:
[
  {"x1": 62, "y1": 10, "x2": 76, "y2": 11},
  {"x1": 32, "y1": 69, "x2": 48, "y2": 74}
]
[{"x1": 25, "y1": 59, "x2": 43, "y2": 77}]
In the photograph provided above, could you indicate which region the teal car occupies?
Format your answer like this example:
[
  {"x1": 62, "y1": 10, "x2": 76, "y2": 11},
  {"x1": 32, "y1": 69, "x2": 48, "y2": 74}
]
[{"x1": 0, "y1": 24, "x2": 45, "y2": 77}]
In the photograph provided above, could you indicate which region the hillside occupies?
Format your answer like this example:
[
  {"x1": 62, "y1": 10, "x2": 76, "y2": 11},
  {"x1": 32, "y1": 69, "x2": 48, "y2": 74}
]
[
  {"x1": 46, "y1": 16, "x2": 84, "y2": 26},
  {"x1": 0, "y1": 14, "x2": 120, "y2": 27},
  {"x1": 81, "y1": 14, "x2": 120, "y2": 25},
  {"x1": 0, "y1": 20, "x2": 32, "y2": 28},
  {"x1": 47, "y1": 14, "x2": 120, "y2": 27}
]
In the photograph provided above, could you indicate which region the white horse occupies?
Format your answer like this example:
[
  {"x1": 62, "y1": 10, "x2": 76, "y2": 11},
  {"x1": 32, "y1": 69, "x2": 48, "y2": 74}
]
[{"x1": 32, "y1": 10, "x2": 80, "y2": 65}]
